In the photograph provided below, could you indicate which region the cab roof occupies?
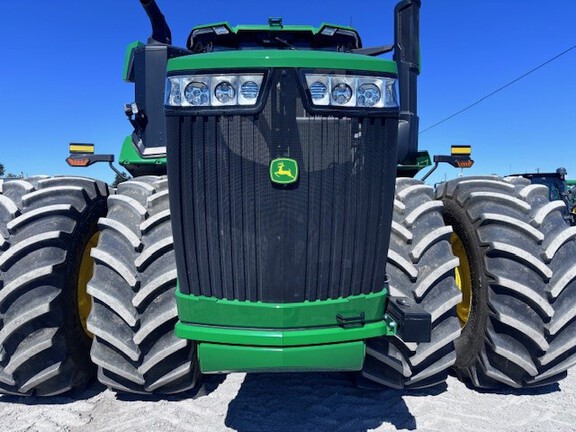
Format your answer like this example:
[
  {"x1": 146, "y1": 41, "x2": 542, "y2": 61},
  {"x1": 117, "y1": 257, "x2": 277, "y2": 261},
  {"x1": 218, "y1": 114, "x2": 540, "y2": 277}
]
[{"x1": 187, "y1": 20, "x2": 362, "y2": 53}]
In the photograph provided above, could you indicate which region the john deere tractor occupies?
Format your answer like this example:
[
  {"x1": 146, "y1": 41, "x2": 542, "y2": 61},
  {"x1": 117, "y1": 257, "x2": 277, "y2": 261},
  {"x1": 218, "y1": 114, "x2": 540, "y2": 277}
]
[
  {"x1": 1, "y1": 0, "x2": 576, "y2": 396},
  {"x1": 513, "y1": 168, "x2": 576, "y2": 225}
]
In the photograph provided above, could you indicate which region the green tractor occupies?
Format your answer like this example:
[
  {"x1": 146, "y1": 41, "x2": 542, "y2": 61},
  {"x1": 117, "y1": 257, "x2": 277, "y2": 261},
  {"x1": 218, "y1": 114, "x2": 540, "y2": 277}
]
[
  {"x1": 513, "y1": 168, "x2": 576, "y2": 225},
  {"x1": 1, "y1": 0, "x2": 576, "y2": 396}
]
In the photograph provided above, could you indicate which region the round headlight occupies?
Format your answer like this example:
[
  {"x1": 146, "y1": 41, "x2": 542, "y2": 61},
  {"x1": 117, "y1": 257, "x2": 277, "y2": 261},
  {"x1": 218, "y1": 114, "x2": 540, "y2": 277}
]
[
  {"x1": 184, "y1": 81, "x2": 209, "y2": 106},
  {"x1": 357, "y1": 83, "x2": 381, "y2": 107},
  {"x1": 309, "y1": 81, "x2": 327, "y2": 100},
  {"x1": 214, "y1": 81, "x2": 235, "y2": 104},
  {"x1": 240, "y1": 81, "x2": 260, "y2": 100},
  {"x1": 331, "y1": 83, "x2": 352, "y2": 105}
]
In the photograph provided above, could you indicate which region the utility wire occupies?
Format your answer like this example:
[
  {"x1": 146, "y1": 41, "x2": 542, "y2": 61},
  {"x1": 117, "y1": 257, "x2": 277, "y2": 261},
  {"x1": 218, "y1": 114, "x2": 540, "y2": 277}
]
[{"x1": 419, "y1": 44, "x2": 576, "y2": 134}]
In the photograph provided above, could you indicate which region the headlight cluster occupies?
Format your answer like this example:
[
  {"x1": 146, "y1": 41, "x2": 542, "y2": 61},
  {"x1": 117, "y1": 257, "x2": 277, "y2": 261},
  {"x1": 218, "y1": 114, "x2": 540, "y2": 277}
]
[
  {"x1": 304, "y1": 74, "x2": 398, "y2": 108},
  {"x1": 166, "y1": 74, "x2": 264, "y2": 107}
]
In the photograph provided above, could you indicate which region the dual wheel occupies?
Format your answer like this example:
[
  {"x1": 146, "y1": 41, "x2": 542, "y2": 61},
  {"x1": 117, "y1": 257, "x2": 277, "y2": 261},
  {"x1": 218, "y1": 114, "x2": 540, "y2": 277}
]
[
  {"x1": 362, "y1": 176, "x2": 576, "y2": 389},
  {"x1": 1, "y1": 175, "x2": 575, "y2": 395},
  {"x1": 0, "y1": 176, "x2": 197, "y2": 396}
]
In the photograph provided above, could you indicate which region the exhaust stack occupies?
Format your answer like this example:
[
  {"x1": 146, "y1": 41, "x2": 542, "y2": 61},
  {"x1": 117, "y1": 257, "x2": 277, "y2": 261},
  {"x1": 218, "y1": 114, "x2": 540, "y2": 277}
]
[
  {"x1": 394, "y1": 0, "x2": 421, "y2": 163},
  {"x1": 140, "y1": 0, "x2": 172, "y2": 44}
]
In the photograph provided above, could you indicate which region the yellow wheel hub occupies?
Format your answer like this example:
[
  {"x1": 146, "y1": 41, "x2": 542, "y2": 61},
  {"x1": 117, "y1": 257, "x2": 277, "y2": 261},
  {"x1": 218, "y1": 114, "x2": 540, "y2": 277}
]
[
  {"x1": 78, "y1": 233, "x2": 98, "y2": 338},
  {"x1": 451, "y1": 233, "x2": 472, "y2": 327}
]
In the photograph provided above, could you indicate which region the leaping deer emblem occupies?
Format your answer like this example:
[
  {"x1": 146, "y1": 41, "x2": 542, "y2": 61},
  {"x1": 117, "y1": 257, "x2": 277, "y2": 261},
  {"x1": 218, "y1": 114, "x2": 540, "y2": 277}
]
[{"x1": 275, "y1": 162, "x2": 296, "y2": 180}]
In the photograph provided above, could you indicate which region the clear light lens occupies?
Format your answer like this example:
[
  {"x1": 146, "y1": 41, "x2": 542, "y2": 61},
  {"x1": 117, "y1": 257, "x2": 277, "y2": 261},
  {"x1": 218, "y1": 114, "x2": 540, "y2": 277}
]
[
  {"x1": 384, "y1": 80, "x2": 399, "y2": 107},
  {"x1": 304, "y1": 75, "x2": 329, "y2": 105},
  {"x1": 238, "y1": 75, "x2": 264, "y2": 105},
  {"x1": 304, "y1": 73, "x2": 398, "y2": 109},
  {"x1": 166, "y1": 74, "x2": 263, "y2": 107},
  {"x1": 214, "y1": 81, "x2": 235, "y2": 104},
  {"x1": 331, "y1": 83, "x2": 353, "y2": 105},
  {"x1": 184, "y1": 81, "x2": 209, "y2": 106},
  {"x1": 240, "y1": 81, "x2": 260, "y2": 99},
  {"x1": 357, "y1": 83, "x2": 381, "y2": 107},
  {"x1": 169, "y1": 80, "x2": 181, "y2": 105},
  {"x1": 310, "y1": 81, "x2": 328, "y2": 100}
]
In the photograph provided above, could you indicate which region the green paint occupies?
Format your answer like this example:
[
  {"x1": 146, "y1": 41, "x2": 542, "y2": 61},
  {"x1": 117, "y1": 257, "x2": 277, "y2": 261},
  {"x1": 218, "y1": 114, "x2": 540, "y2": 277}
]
[
  {"x1": 118, "y1": 136, "x2": 166, "y2": 167},
  {"x1": 175, "y1": 286, "x2": 397, "y2": 349},
  {"x1": 397, "y1": 151, "x2": 432, "y2": 176},
  {"x1": 123, "y1": 41, "x2": 143, "y2": 82},
  {"x1": 175, "y1": 288, "x2": 388, "y2": 328},
  {"x1": 270, "y1": 158, "x2": 298, "y2": 184},
  {"x1": 198, "y1": 341, "x2": 365, "y2": 373},
  {"x1": 175, "y1": 319, "x2": 394, "y2": 346},
  {"x1": 168, "y1": 50, "x2": 397, "y2": 75}
]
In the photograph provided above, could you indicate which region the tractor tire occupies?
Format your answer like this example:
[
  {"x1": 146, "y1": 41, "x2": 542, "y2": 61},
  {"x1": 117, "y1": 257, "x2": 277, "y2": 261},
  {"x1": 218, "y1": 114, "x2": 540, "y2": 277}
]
[
  {"x1": 360, "y1": 178, "x2": 462, "y2": 389},
  {"x1": 438, "y1": 176, "x2": 576, "y2": 388},
  {"x1": 0, "y1": 176, "x2": 108, "y2": 396},
  {"x1": 88, "y1": 176, "x2": 199, "y2": 394}
]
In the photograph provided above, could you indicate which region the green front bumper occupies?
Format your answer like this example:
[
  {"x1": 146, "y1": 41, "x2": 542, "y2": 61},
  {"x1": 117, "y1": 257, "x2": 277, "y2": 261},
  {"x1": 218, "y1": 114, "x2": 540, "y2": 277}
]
[{"x1": 175, "y1": 287, "x2": 397, "y2": 373}]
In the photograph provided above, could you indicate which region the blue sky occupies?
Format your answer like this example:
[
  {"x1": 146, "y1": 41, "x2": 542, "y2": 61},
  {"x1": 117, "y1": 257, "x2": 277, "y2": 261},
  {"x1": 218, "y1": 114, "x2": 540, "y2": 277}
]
[{"x1": 0, "y1": 1, "x2": 574, "y2": 184}]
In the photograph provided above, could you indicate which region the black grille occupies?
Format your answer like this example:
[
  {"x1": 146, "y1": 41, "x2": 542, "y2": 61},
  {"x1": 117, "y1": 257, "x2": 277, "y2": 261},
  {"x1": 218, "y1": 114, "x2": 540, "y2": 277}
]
[{"x1": 167, "y1": 69, "x2": 398, "y2": 303}]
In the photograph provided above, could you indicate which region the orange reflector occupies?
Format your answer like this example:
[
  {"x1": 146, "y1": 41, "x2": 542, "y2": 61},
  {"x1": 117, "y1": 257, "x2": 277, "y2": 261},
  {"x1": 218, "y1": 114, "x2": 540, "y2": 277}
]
[
  {"x1": 66, "y1": 157, "x2": 90, "y2": 167},
  {"x1": 456, "y1": 159, "x2": 474, "y2": 168}
]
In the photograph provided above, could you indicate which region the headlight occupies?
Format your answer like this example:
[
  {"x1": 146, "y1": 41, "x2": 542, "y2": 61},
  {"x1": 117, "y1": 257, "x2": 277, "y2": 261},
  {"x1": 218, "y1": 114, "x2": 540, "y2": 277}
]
[
  {"x1": 166, "y1": 74, "x2": 264, "y2": 107},
  {"x1": 240, "y1": 81, "x2": 260, "y2": 100},
  {"x1": 357, "y1": 83, "x2": 381, "y2": 107},
  {"x1": 331, "y1": 83, "x2": 353, "y2": 106},
  {"x1": 213, "y1": 80, "x2": 236, "y2": 105},
  {"x1": 184, "y1": 81, "x2": 209, "y2": 106},
  {"x1": 305, "y1": 73, "x2": 398, "y2": 109}
]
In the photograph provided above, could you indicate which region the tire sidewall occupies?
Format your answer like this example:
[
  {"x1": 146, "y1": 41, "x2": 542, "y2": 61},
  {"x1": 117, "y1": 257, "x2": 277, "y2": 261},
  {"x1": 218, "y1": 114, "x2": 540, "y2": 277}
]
[
  {"x1": 61, "y1": 197, "x2": 107, "y2": 383},
  {"x1": 442, "y1": 198, "x2": 489, "y2": 370}
]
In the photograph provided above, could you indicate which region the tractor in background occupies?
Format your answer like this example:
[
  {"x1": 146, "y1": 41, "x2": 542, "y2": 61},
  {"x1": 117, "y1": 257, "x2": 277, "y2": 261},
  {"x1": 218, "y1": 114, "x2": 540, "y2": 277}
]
[{"x1": 514, "y1": 168, "x2": 576, "y2": 225}]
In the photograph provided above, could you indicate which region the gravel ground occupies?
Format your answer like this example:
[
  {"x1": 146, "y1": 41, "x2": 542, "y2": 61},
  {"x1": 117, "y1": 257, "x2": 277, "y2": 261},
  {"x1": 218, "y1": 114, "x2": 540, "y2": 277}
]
[{"x1": 0, "y1": 369, "x2": 574, "y2": 432}]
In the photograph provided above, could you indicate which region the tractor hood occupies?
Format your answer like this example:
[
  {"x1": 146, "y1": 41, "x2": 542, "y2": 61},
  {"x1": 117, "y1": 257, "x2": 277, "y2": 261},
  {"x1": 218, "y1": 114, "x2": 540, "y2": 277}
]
[{"x1": 167, "y1": 49, "x2": 398, "y2": 74}]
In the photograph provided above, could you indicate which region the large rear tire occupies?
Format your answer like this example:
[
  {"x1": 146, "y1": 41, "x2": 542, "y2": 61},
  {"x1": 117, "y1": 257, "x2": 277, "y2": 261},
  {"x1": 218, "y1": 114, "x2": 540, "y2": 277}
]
[
  {"x1": 88, "y1": 176, "x2": 199, "y2": 394},
  {"x1": 438, "y1": 176, "x2": 576, "y2": 388},
  {"x1": 360, "y1": 178, "x2": 461, "y2": 389},
  {"x1": 0, "y1": 176, "x2": 108, "y2": 396}
]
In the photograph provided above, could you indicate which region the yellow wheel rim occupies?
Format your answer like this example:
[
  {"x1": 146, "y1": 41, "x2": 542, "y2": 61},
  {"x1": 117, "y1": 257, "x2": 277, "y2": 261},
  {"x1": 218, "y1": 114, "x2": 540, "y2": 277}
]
[
  {"x1": 451, "y1": 233, "x2": 473, "y2": 327},
  {"x1": 78, "y1": 233, "x2": 98, "y2": 338}
]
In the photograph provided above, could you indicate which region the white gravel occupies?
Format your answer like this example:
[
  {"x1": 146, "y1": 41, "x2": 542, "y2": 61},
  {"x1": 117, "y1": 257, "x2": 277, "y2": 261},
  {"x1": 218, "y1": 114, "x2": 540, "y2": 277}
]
[{"x1": 0, "y1": 369, "x2": 574, "y2": 432}]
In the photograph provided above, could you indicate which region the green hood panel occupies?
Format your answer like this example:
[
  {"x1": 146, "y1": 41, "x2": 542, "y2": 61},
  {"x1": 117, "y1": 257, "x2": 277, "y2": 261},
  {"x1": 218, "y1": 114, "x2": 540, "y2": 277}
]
[
  {"x1": 167, "y1": 50, "x2": 397, "y2": 74},
  {"x1": 123, "y1": 41, "x2": 144, "y2": 82}
]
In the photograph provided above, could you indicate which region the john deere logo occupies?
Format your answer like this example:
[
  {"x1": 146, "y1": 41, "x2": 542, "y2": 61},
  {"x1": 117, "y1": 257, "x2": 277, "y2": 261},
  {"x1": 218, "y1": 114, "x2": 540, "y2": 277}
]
[{"x1": 270, "y1": 158, "x2": 298, "y2": 184}]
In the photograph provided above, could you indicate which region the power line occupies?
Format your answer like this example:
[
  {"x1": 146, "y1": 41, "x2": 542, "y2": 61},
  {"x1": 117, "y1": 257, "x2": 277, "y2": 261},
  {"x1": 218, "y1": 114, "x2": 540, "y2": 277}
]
[{"x1": 419, "y1": 44, "x2": 576, "y2": 134}]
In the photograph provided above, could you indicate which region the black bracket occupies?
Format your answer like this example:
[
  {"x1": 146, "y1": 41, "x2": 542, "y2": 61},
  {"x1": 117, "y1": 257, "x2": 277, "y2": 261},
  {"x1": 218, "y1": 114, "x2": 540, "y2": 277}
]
[
  {"x1": 420, "y1": 154, "x2": 474, "y2": 182},
  {"x1": 124, "y1": 102, "x2": 148, "y2": 136},
  {"x1": 386, "y1": 296, "x2": 431, "y2": 343},
  {"x1": 336, "y1": 312, "x2": 366, "y2": 329},
  {"x1": 66, "y1": 151, "x2": 129, "y2": 181}
]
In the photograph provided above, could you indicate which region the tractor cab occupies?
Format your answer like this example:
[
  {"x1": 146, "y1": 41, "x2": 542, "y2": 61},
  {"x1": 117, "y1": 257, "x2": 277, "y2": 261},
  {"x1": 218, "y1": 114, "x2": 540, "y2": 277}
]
[{"x1": 513, "y1": 167, "x2": 576, "y2": 225}]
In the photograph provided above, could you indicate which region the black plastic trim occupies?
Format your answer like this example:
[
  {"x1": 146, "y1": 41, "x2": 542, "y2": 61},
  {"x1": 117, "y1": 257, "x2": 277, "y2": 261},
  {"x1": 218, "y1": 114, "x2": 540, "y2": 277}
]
[{"x1": 386, "y1": 295, "x2": 431, "y2": 343}]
